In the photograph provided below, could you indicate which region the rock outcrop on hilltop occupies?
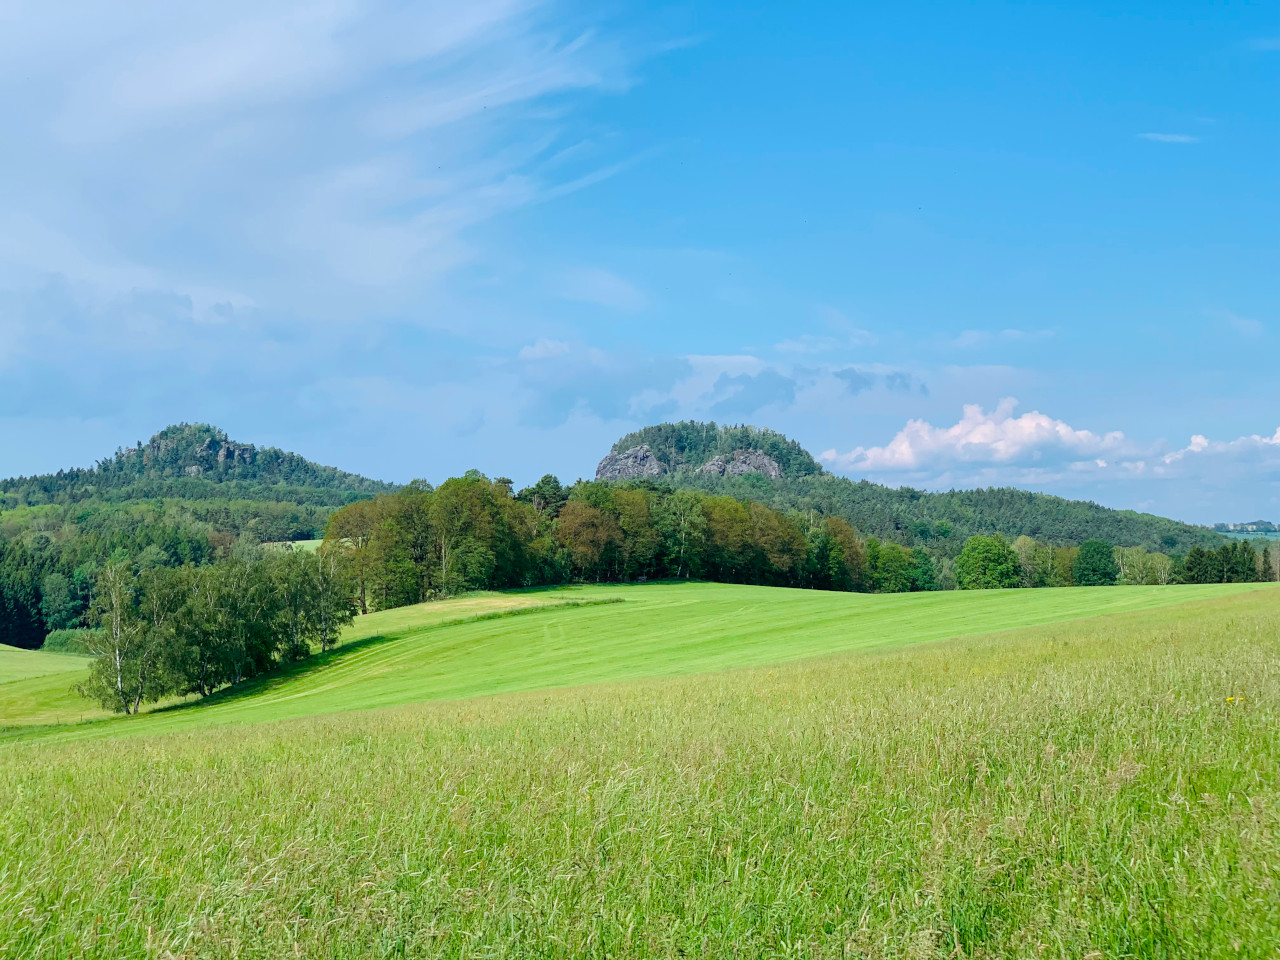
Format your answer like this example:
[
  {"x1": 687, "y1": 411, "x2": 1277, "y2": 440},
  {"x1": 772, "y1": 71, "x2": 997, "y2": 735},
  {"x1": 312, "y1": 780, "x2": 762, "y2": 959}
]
[
  {"x1": 698, "y1": 449, "x2": 783, "y2": 480},
  {"x1": 595, "y1": 443, "x2": 787, "y2": 481},
  {"x1": 595, "y1": 444, "x2": 667, "y2": 481}
]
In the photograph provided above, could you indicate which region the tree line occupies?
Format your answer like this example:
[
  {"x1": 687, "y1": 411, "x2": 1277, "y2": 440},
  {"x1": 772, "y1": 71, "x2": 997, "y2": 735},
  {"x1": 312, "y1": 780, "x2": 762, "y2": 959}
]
[
  {"x1": 318, "y1": 473, "x2": 1279, "y2": 613},
  {"x1": 318, "y1": 472, "x2": 946, "y2": 609},
  {"x1": 78, "y1": 546, "x2": 354, "y2": 714},
  {"x1": 952, "y1": 534, "x2": 1273, "y2": 589}
]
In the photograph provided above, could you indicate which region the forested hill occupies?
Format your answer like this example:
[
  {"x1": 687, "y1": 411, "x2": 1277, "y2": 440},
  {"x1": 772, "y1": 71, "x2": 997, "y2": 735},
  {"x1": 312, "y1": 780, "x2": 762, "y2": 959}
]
[
  {"x1": 598, "y1": 421, "x2": 1223, "y2": 557},
  {"x1": 1, "y1": 424, "x2": 397, "y2": 508}
]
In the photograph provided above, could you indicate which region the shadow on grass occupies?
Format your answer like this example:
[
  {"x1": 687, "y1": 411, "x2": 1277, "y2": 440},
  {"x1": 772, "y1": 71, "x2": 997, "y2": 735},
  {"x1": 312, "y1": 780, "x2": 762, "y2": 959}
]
[{"x1": 0, "y1": 596, "x2": 626, "y2": 743}]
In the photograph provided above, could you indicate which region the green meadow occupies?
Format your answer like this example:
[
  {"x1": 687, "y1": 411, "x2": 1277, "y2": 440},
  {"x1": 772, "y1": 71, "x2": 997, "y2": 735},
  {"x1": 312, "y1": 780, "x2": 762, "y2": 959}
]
[
  {"x1": 0, "y1": 581, "x2": 1260, "y2": 739},
  {"x1": 1, "y1": 582, "x2": 1278, "y2": 957}
]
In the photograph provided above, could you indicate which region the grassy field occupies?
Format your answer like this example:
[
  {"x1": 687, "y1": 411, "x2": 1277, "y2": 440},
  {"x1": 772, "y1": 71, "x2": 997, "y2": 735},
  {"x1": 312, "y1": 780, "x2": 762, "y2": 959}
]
[
  {"x1": 1, "y1": 583, "x2": 1277, "y2": 958},
  {"x1": 0, "y1": 582, "x2": 1261, "y2": 739},
  {"x1": 0, "y1": 644, "x2": 89, "y2": 683}
]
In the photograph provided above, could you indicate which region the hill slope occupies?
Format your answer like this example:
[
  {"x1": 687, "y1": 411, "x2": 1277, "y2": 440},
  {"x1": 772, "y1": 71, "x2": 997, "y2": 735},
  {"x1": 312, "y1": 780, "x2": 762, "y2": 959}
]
[{"x1": 597, "y1": 420, "x2": 1223, "y2": 555}]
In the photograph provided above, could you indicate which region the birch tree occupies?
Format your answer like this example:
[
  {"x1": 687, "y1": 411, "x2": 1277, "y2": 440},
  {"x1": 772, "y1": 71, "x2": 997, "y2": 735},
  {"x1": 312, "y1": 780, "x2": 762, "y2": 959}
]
[{"x1": 79, "y1": 561, "x2": 163, "y2": 714}]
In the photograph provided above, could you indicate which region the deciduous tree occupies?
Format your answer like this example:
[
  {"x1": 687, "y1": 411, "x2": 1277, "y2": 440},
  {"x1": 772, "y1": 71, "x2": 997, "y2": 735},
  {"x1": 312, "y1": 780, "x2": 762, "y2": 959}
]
[{"x1": 955, "y1": 535, "x2": 1021, "y2": 590}]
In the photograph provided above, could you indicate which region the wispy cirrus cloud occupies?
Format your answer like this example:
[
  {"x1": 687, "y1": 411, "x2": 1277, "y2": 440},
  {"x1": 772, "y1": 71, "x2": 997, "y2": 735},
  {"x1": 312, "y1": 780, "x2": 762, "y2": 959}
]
[
  {"x1": 1139, "y1": 132, "x2": 1199, "y2": 143},
  {"x1": 0, "y1": 0, "x2": 644, "y2": 323}
]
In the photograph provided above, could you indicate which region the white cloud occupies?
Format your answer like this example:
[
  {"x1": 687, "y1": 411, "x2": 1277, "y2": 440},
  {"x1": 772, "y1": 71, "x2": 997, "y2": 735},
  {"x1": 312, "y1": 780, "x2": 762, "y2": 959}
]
[
  {"x1": 1138, "y1": 133, "x2": 1199, "y2": 143},
  {"x1": 1163, "y1": 428, "x2": 1280, "y2": 465},
  {"x1": 821, "y1": 398, "x2": 1128, "y2": 472}
]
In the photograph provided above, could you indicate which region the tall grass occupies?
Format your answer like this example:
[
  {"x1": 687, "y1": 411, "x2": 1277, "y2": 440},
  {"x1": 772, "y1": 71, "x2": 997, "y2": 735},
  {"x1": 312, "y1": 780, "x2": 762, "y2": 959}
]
[{"x1": 1, "y1": 588, "x2": 1277, "y2": 958}]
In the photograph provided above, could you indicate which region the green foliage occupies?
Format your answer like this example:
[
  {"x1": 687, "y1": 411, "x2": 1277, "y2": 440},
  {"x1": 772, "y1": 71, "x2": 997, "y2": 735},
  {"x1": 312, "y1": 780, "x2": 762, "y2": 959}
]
[
  {"x1": 866, "y1": 538, "x2": 914, "y2": 593},
  {"x1": 0, "y1": 426, "x2": 384, "y2": 652},
  {"x1": 39, "y1": 628, "x2": 101, "y2": 655},
  {"x1": 38, "y1": 572, "x2": 89, "y2": 631},
  {"x1": 327, "y1": 480, "x2": 885, "y2": 604},
  {"x1": 1073, "y1": 539, "x2": 1119, "y2": 586},
  {"x1": 609, "y1": 420, "x2": 822, "y2": 477},
  {"x1": 516, "y1": 474, "x2": 569, "y2": 520},
  {"x1": 0, "y1": 538, "x2": 44, "y2": 649},
  {"x1": 909, "y1": 547, "x2": 939, "y2": 591},
  {"x1": 955, "y1": 534, "x2": 1022, "y2": 589},
  {"x1": 1183, "y1": 542, "x2": 1262, "y2": 585},
  {"x1": 1112, "y1": 545, "x2": 1175, "y2": 585},
  {"x1": 74, "y1": 549, "x2": 356, "y2": 713}
]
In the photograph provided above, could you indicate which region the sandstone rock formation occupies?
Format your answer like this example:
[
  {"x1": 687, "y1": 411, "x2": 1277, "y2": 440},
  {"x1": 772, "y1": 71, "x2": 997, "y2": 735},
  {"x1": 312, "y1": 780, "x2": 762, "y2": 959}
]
[
  {"x1": 595, "y1": 444, "x2": 667, "y2": 481},
  {"x1": 698, "y1": 449, "x2": 783, "y2": 479}
]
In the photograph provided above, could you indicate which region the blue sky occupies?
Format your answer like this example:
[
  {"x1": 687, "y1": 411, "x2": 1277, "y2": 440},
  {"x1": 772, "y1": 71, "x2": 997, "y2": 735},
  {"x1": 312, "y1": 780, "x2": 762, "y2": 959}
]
[{"x1": 0, "y1": 0, "x2": 1275, "y2": 523}]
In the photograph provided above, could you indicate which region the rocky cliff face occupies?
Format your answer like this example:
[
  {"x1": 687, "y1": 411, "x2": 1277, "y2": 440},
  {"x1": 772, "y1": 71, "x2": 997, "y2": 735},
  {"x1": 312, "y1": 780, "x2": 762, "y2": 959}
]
[
  {"x1": 698, "y1": 449, "x2": 783, "y2": 479},
  {"x1": 595, "y1": 444, "x2": 668, "y2": 481},
  {"x1": 596, "y1": 445, "x2": 786, "y2": 482},
  {"x1": 156, "y1": 434, "x2": 254, "y2": 477}
]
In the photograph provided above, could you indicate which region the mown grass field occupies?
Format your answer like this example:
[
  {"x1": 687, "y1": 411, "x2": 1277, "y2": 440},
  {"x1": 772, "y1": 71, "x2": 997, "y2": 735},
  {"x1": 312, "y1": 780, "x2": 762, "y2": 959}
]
[
  {"x1": 0, "y1": 644, "x2": 88, "y2": 683},
  {"x1": 1, "y1": 583, "x2": 1277, "y2": 958},
  {"x1": 0, "y1": 582, "x2": 1260, "y2": 738}
]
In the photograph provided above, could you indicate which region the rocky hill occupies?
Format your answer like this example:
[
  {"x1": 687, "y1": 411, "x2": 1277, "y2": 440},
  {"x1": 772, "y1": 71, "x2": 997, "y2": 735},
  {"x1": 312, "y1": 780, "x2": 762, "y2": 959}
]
[{"x1": 597, "y1": 422, "x2": 820, "y2": 481}]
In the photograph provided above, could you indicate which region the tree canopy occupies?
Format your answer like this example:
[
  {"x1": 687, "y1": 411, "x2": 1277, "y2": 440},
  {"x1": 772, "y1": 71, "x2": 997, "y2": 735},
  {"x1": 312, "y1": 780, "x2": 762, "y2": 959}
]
[
  {"x1": 955, "y1": 535, "x2": 1022, "y2": 590},
  {"x1": 1073, "y1": 539, "x2": 1119, "y2": 586}
]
